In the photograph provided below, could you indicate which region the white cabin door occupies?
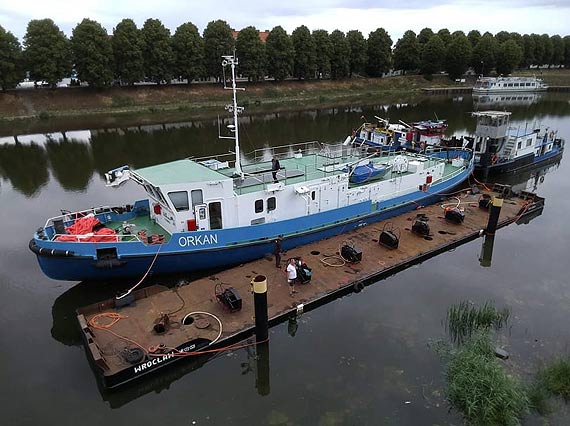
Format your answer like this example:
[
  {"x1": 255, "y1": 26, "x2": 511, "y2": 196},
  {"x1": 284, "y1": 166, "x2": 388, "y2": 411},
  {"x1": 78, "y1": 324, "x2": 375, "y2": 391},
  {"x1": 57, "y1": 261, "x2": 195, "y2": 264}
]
[
  {"x1": 308, "y1": 186, "x2": 320, "y2": 214},
  {"x1": 194, "y1": 204, "x2": 209, "y2": 230}
]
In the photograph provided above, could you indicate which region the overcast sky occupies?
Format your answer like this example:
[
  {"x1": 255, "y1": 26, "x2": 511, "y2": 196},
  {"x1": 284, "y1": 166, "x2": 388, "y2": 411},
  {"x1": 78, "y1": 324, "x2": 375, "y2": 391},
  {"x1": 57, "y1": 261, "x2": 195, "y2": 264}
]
[{"x1": 1, "y1": 0, "x2": 568, "y2": 42}]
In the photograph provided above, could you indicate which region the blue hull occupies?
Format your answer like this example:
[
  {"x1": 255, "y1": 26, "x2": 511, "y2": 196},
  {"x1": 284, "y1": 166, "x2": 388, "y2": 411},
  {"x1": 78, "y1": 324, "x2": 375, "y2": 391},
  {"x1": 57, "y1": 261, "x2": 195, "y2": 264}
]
[
  {"x1": 475, "y1": 145, "x2": 563, "y2": 176},
  {"x1": 33, "y1": 162, "x2": 473, "y2": 281}
]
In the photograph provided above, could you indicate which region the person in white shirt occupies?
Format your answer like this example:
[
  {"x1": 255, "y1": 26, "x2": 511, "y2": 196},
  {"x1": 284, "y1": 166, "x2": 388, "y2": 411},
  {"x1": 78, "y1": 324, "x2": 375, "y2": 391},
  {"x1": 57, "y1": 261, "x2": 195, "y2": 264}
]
[{"x1": 286, "y1": 258, "x2": 298, "y2": 296}]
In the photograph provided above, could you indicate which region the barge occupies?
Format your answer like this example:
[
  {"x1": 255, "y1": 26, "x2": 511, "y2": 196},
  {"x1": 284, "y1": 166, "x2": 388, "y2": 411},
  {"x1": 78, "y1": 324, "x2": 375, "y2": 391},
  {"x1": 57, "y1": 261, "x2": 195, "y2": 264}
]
[{"x1": 77, "y1": 187, "x2": 544, "y2": 390}]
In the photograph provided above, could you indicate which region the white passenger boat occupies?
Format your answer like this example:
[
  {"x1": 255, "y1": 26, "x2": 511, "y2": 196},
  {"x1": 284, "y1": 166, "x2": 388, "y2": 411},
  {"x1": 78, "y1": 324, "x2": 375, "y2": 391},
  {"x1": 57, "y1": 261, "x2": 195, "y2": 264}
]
[{"x1": 473, "y1": 76, "x2": 547, "y2": 93}]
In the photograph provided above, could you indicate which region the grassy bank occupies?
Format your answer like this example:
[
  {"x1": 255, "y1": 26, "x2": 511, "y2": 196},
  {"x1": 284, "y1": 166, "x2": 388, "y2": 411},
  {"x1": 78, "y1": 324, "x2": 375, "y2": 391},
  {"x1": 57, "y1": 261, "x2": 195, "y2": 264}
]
[
  {"x1": 0, "y1": 75, "x2": 460, "y2": 136},
  {"x1": 1, "y1": 69, "x2": 569, "y2": 136}
]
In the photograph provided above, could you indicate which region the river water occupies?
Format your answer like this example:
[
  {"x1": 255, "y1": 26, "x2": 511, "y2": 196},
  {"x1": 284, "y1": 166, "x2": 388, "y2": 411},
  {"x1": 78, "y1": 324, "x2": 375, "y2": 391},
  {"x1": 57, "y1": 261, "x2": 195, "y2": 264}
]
[{"x1": 1, "y1": 92, "x2": 570, "y2": 425}]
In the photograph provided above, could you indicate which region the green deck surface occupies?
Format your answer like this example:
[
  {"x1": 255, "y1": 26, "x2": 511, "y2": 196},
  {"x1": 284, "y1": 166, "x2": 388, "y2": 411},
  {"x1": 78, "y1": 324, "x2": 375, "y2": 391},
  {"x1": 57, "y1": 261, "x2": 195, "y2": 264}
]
[
  {"x1": 107, "y1": 215, "x2": 170, "y2": 242},
  {"x1": 135, "y1": 159, "x2": 227, "y2": 186}
]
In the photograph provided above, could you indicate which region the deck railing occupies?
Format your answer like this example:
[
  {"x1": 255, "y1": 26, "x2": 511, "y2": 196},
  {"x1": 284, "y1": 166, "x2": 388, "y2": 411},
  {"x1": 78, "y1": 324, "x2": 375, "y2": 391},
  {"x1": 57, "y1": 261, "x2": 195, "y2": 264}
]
[{"x1": 43, "y1": 206, "x2": 117, "y2": 230}]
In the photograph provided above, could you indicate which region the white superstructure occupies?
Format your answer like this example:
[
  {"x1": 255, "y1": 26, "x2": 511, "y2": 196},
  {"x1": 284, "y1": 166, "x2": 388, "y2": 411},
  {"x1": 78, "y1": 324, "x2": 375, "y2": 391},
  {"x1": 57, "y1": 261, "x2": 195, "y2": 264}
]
[{"x1": 473, "y1": 76, "x2": 547, "y2": 94}]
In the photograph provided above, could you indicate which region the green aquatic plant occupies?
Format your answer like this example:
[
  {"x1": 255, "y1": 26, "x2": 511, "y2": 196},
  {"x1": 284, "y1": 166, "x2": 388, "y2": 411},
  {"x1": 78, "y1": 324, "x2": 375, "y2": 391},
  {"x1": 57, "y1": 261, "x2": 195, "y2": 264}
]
[
  {"x1": 446, "y1": 333, "x2": 529, "y2": 425},
  {"x1": 446, "y1": 300, "x2": 510, "y2": 344},
  {"x1": 536, "y1": 356, "x2": 570, "y2": 400},
  {"x1": 526, "y1": 381, "x2": 552, "y2": 415}
]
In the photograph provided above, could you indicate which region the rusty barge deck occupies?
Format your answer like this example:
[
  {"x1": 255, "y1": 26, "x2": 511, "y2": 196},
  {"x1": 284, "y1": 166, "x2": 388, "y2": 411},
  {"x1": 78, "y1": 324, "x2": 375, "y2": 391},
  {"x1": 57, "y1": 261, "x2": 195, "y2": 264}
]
[{"x1": 77, "y1": 187, "x2": 544, "y2": 389}]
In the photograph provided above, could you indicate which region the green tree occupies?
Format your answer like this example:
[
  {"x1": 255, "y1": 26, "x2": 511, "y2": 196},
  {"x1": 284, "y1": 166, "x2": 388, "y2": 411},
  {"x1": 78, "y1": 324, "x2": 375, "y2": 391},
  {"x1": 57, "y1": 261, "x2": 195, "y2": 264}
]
[
  {"x1": 532, "y1": 34, "x2": 545, "y2": 65},
  {"x1": 521, "y1": 34, "x2": 536, "y2": 68},
  {"x1": 265, "y1": 26, "x2": 293, "y2": 81},
  {"x1": 291, "y1": 25, "x2": 316, "y2": 80},
  {"x1": 23, "y1": 19, "x2": 71, "y2": 87},
  {"x1": 418, "y1": 28, "x2": 434, "y2": 47},
  {"x1": 236, "y1": 26, "x2": 264, "y2": 81},
  {"x1": 313, "y1": 29, "x2": 332, "y2": 78},
  {"x1": 564, "y1": 36, "x2": 570, "y2": 67},
  {"x1": 509, "y1": 32, "x2": 524, "y2": 52},
  {"x1": 203, "y1": 20, "x2": 234, "y2": 81},
  {"x1": 71, "y1": 19, "x2": 113, "y2": 88},
  {"x1": 141, "y1": 18, "x2": 173, "y2": 83},
  {"x1": 495, "y1": 31, "x2": 511, "y2": 44},
  {"x1": 346, "y1": 30, "x2": 367, "y2": 77},
  {"x1": 112, "y1": 19, "x2": 144, "y2": 85},
  {"x1": 393, "y1": 30, "x2": 420, "y2": 74},
  {"x1": 540, "y1": 33, "x2": 553, "y2": 65},
  {"x1": 444, "y1": 32, "x2": 471, "y2": 80},
  {"x1": 550, "y1": 35, "x2": 564, "y2": 66},
  {"x1": 172, "y1": 22, "x2": 204, "y2": 83},
  {"x1": 467, "y1": 30, "x2": 481, "y2": 49},
  {"x1": 420, "y1": 35, "x2": 445, "y2": 76},
  {"x1": 367, "y1": 28, "x2": 392, "y2": 77},
  {"x1": 472, "y1": 34, "x2": 498, "y2": 75},
  {"x1": 329, "y1": 30, "x2": 350, "y2": 80},
  {"x1": 0, "y1": 25, "x2": 24, "y2": 90},
  {"x1": 437, "y1": 29, "x2": 451, "y2": 47},
  {"x1": 496, "y1": 40, "x2": 522, "y2": 75}
]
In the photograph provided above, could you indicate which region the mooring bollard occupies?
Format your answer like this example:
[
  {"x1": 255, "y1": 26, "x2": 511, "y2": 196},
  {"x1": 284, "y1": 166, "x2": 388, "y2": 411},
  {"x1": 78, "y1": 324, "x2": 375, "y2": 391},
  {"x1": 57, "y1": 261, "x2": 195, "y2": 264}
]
[
  {"x1": 252, "y1": 275, "x2": 268, "y2": 342},
  {"x1": 486, "y1": 196, "x2": 503, "y2": 236}
]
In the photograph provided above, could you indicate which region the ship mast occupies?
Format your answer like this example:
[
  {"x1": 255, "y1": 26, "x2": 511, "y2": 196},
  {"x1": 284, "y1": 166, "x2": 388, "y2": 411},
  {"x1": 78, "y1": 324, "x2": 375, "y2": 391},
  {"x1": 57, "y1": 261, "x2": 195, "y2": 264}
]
[{"x1": 221, "y1": 54, "x2": 245, "y2": 179}]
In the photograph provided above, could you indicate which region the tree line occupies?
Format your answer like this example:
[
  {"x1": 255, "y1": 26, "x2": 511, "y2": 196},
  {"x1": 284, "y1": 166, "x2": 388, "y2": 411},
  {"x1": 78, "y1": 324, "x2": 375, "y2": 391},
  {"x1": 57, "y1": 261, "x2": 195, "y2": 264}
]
[{"x1": 1, "y1": 18, "x2": 569, "y2": 90}]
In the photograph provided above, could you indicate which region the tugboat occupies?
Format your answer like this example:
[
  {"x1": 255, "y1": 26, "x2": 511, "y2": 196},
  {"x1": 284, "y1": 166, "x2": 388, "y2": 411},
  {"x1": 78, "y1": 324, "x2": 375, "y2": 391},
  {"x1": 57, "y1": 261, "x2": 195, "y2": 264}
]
[
  {"x1": 466, "y1": 111, "x2": 564, "y2": 178},
  {"x1": 30, "y1": 55, "x2": 475, "y2": 282}
]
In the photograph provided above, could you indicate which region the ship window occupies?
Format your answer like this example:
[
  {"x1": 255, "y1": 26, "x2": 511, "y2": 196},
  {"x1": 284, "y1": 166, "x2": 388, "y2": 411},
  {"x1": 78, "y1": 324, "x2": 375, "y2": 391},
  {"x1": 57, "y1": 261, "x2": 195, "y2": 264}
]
[
  {"x1": 209, "y1": 202, "x2": 222, "y2": 229},
  {"x1": 255, "y1": 199, "x2": 263, "y2": 213},
  {"x1": 526, "y1": 138, "x2": 532, "y2": 147},
  {"x1": 191, "y1": 190, "x2": 203, "y2": 208},
  {"x1": 154, "y1": 187, "x2": 168, "y2": 205},
  {"x1": 526, "y1": 83, "x2": 531, "y2": 86},
  {"x1": 517, "y1": 141, "x2": 522, "y2": 149},
  {"x1": 311, "y1": 191, "x2": 316, "y2": 201},
  {"x1": 267, "y1": 197, "x2": 276, "y2": 211},
  {"x1": 168, "y1": 191, "x2": 189, "y2": 211}
]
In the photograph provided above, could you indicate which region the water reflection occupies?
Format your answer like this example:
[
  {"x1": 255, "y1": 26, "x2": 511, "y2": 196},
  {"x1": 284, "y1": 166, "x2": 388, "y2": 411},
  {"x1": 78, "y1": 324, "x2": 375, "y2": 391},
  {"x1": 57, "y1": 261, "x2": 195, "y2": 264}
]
[
  {"x1": 473, "y1": 92, "x2": 544, "y2": 110},
  {"x1": 0, "y1": 142, "x2": 48, "y2": 196},
  {"x1": 479, "y1": 234, "x2": 496, "y2": 267},
  {"x1": 2, "y1": 94, "x2": 569, "y2": 197},
  {"x1": 490, "y1": 159, "x2": 561, "y2": 195}
]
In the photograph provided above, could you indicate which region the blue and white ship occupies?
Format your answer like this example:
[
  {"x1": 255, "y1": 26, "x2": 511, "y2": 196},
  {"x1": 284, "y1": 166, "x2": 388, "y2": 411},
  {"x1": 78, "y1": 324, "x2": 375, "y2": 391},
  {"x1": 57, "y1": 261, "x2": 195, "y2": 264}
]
[
  {"x1": 30, "y1": 55, "x2": 475, "y2": 281},
  {"x1": 350, "y1": 117, "x2": 452, "y2": 153},
  {"x1": 467, "y1": 111, "x2": 564, "y2": 177}
]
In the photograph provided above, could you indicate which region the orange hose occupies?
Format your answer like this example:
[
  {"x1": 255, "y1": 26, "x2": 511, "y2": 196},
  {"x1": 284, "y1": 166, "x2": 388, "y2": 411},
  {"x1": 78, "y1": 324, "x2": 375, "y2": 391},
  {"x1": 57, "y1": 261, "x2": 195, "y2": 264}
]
[{"x1": 88, "y1": 312, "x2": 269, "y2": 358}]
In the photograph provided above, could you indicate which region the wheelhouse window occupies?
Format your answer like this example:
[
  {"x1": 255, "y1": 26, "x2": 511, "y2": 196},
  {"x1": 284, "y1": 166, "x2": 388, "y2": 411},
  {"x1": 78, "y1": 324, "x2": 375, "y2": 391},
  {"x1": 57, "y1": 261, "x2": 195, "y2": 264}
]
[
  {"x1": 168, "y1": 191, "x2": 189, "y2": 211},
  {"x1": 267, "y1": 197, "x2": 276, "y2": 211},
  {"x1": 255, "y1": 199, "x2": 264, "y2": 213},
  {"x1": 191, "y1": 190, "x2": 203, "y2": 208}
]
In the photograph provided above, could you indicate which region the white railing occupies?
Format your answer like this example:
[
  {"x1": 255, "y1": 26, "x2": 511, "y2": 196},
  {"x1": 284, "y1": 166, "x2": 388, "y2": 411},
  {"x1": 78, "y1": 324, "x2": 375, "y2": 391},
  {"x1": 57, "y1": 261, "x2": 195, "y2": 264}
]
[
  {"x1": 43, "y1": 206, "x2": 116, "y2": 229},
  {"x1": 51, "y1": 233, "x2": 143, "y2": 243}
]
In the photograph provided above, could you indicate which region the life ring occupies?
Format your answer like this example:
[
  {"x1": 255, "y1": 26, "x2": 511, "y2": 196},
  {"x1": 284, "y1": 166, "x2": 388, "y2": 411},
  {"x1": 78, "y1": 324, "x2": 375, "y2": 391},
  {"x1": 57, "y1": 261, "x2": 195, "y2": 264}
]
[{"x1": 491, "y1": 154, "x2": 498, "y2": 165}]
